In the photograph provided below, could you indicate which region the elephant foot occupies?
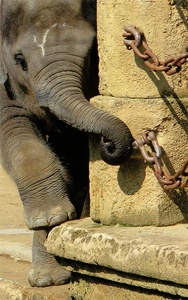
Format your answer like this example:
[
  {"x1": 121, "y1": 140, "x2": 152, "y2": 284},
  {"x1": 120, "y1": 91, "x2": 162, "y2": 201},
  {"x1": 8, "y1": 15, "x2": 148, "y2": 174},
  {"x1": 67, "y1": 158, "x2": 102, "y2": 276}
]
[
  {"x1": 24, "y1": 200, "x2": 76, "y2": 230},
  {"x1": 28, "y1": 263, "x2": 71, "y2": 287},
  {"x1": 29, "y1": 230, "x2": 71, "y2": 287}
]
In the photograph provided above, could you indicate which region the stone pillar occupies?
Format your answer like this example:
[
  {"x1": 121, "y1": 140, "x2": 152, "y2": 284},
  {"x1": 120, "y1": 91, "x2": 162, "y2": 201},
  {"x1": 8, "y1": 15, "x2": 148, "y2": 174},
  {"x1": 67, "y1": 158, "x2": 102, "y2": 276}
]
[
  {"x1": 97, "y1": 0, "x2": 188, "y2": 98},
  {"x1": 89, "y1": 0, "x2": 188, "y2": 226},
  {"x1": 46, "y1": 1, "x2": 188, "y2": 299}
]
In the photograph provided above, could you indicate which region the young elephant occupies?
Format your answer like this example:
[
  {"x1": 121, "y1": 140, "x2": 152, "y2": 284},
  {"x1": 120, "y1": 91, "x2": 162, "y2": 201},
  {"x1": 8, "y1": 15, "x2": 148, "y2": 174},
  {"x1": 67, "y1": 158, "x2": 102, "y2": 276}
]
[{"x1": 0, "y1": 0, "x2": 133, "y2": 287}]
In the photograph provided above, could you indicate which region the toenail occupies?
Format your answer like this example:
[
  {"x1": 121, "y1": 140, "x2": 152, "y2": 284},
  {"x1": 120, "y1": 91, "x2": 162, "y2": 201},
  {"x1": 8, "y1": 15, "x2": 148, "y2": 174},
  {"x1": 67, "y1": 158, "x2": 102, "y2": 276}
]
[
  {"x1": 33, "y1": 218, "x2": 47, "y2": 229},
  {"x1": 36, "y1": 278, "x2": 52, "y2": 287},
  {"x1": 68, "y1": 211, "x2": 77, "y2": 220},
  {"x1": 49, "y1": 214, "x2": 67, "y2": 226}
]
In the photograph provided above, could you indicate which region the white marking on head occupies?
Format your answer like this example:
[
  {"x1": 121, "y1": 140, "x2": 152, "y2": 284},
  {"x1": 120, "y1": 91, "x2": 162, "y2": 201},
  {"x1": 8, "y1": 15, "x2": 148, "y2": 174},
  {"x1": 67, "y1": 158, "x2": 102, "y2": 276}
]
[{"x1": 33, "y1": 24, "x2": 57, "y2": 56}]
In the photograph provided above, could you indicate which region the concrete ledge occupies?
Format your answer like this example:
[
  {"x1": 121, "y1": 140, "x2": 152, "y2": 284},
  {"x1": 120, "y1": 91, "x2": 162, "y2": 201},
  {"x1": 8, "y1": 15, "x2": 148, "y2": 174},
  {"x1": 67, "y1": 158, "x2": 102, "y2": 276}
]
[{"x1": 46, "y1": 218, "x2": 188, "y2": 297}]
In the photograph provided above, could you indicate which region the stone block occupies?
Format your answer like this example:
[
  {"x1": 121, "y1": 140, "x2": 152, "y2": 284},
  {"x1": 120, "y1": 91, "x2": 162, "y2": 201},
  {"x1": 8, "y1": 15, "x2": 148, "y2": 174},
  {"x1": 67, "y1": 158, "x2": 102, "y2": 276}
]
[
  {"x1": 89, "y1": 96, "x2": 188, "y2": 226},
  {"x1": 97, "y1": 0, "x2": 188, "y2": 98},
  {"x1": 46, "y1": 218, "x2": 188, "y2": 299},
  {"x1": 70, "y1": 273, "x2": 174, "y2": 300}
]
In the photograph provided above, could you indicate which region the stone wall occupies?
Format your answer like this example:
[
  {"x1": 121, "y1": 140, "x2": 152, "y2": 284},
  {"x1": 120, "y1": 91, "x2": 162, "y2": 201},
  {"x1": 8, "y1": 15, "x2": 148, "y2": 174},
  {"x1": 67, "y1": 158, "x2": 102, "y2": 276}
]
[
  {"x1": 97, "y1": 0, "x2": 188, "y2": 98},
  {"x1": 89, "y1": 0, "x2": 188, "y2": 226}
]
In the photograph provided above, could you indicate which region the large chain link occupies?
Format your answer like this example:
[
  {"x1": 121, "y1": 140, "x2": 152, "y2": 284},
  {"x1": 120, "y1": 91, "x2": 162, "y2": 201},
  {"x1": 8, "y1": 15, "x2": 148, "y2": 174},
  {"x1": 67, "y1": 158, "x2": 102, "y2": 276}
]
[
  {"x1": 133, "y1": 131, "x2": 188, "y2": 190},
  {"x1": 123, "y1": 25, "x2": 188, "y2": 75}
]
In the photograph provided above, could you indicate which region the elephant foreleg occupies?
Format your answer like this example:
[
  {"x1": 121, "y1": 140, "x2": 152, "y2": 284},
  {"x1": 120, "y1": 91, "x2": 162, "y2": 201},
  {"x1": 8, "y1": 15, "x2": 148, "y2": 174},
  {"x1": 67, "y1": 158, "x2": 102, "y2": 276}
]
[
  {"x1": 28, "y1": 229, "x2": 70, "y2": 287},
  {"x1": 0, "y1": 97, "x2": 76, "y2": 230}
]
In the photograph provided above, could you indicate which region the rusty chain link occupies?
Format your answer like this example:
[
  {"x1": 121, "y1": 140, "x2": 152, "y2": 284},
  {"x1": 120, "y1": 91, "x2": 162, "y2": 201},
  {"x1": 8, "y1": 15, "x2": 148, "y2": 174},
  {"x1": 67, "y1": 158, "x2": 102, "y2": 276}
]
[
  {"x1": 133, "y1": 131, "x2": 188, "y2": 190},
  {"x1": 123, "y1": 25, "x2": 188, "y2": 75}
]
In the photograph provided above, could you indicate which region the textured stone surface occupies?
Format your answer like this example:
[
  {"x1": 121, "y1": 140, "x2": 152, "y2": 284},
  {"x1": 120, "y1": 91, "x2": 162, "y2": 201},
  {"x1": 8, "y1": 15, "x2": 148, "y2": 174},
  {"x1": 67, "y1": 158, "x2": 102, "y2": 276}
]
[
  {"x1": 89, "y1": 96, "x2": 188, "y2": 226},
  {"x1": 70, "y1": 273, "x2": 176, "y2": 300},
  {"x1": 51, "y1": 259, "x2": 188, "y2": 298},
  {"x1": 97, "y1": 0, "x2": 188, "y2": 98},
  {"x1": 46, "y1": 218, "x2": 188, "y2": 290}
]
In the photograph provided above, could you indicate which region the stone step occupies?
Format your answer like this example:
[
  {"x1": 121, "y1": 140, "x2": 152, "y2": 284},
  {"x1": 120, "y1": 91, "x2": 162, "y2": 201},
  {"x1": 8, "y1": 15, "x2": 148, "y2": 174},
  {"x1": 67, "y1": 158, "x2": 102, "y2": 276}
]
[{"x1": 46, "y1": 217, "x2": 188, "y2": 299}]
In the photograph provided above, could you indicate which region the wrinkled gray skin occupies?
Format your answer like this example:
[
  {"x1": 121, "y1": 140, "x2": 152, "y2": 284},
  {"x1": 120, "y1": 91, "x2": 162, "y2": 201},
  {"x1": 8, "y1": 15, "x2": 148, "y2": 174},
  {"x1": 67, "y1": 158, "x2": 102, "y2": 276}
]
[{"x1": 0, "y1": 0, "x2": 133, "y2": 287}]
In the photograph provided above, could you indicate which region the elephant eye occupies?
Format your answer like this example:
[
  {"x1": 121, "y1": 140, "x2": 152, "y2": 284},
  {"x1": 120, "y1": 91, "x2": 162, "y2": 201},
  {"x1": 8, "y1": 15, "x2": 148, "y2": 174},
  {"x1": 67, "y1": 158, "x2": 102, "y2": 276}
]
[{"x1": 15, "y1": 53, "x2": 28, "y2": 71}]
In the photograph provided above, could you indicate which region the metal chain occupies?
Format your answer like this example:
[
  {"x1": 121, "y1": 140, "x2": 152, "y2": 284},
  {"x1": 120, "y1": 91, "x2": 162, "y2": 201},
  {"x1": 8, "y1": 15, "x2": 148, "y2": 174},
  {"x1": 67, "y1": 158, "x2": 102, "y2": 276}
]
[
  {"x1": 133, "y1": 131, "x2": 188, "y2": 190},
  {"x1": 122, "y1": 26, "x2": 188, "y2": 189},
  {"x1": 123, "y1": 25, "x2": 188, "y2": 75}
]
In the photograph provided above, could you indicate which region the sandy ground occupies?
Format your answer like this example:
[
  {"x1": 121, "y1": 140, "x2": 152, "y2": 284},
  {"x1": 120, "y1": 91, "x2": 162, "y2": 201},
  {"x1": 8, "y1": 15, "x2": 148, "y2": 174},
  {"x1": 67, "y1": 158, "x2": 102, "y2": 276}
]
[
  {"x1": 0, "y1": 164, "x2": 25, "y2": 229},
  {"x1": 0, "y1": 164, "x2": 70, "y2": 299}
]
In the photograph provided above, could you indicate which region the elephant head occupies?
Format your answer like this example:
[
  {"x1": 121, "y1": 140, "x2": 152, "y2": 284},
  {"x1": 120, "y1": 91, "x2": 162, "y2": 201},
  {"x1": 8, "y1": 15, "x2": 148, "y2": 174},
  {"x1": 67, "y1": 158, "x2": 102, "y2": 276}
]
[{"x1": 0, "y1": 0, "x2": 133, "y2": 165}]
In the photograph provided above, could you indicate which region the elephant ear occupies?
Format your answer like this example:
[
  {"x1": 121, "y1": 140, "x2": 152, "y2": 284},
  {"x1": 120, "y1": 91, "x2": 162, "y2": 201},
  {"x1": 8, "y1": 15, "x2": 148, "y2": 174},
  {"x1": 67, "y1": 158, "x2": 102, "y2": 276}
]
[{"x1": 0, "y1": 0, "x2": 7, "y2": 84}]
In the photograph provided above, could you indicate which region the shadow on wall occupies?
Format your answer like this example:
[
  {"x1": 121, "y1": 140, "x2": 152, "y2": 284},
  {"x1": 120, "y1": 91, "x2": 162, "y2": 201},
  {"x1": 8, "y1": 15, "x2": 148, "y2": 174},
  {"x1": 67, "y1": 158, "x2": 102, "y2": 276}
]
[
  {"x1": 175, "y1": 1, "x2": 188, "y2": 30},
  {"x1": 90, "y1": 137, "x2": 147, "y2": 195},
  {"x1": 89, "y1": 108, "x2": 188, "y2": 221},
  {"x1": 134, "y1": 56, "x2": 188, "y2": 132},
  {"x1": 132, "y1": 0, "x2": 188, "y2": 136},
  {"x1": 118, "y1": 156, "x2": 146, "y2": 195},
  {"x1": 119, "y1": 55, "x2": 188, "y2": 220}
]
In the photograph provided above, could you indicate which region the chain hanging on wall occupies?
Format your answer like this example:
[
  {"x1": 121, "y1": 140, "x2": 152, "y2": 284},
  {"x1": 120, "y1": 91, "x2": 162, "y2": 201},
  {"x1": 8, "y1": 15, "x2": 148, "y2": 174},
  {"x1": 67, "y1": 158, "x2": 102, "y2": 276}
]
[
  {"x1": 122, "y1": 26, "x2": 188, "y2": 190},
  {"x1": 133, "y1": 131, "x2": 188, "y2": 190},
  {"x1": 123, "y1": 25, "x2": 188, "y2": 75}
]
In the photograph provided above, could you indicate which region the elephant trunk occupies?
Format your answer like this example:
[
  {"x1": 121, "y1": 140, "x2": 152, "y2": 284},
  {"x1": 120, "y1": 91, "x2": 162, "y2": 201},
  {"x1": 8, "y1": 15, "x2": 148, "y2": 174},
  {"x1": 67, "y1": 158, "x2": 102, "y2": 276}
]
[
  {"x1": 45, "y1": 90, "x2": 133, "y2": 165},
  {"x1": 35, "y1": 59, "x2": 133, "y2": 165}
]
